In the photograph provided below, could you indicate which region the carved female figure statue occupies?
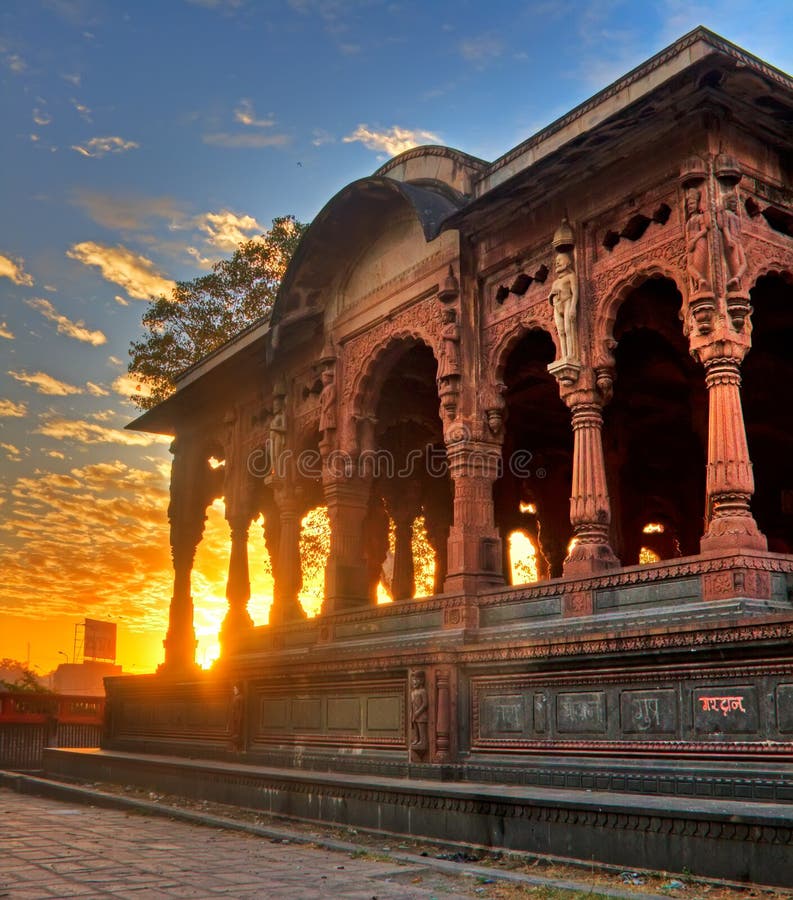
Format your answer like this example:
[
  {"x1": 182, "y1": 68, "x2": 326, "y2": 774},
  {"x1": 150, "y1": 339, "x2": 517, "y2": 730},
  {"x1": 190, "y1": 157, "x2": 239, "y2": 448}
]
[
  {"x1": 319, "y1": 368, "x2": 337, "y2": 436},
  {"x1": 684, "y1": 187, "x2": 711, "y2": 293},
  {"x1": 437, "y1": 307, "x2": 461, "y2": 382},
  {"x1": 548, "y1": 252, "x2": 580, "y2": 363},
  {"x1": 717, "y1": 190, "x2": 747, "y2": 292},
  {"x1": 410, "y1": 670, "x2": 429, "y2": 754}
]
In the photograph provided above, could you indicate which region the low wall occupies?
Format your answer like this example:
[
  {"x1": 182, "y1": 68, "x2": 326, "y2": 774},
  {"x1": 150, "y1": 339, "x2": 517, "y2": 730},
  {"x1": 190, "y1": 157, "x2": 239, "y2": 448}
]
[{"x1": 0, "y1": 693, "x2": 104, "y2": 770}]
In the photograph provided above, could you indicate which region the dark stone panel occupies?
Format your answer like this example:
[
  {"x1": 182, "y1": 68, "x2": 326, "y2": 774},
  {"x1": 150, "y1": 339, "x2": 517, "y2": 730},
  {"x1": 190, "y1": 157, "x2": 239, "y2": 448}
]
[
  {"x1": 693, "y1": 687, "x2": 759, "y2": 734},
  {"x1": 334, "y1": 611, "x2": 443, "y2": 639},
  {"x1": 327, "y1": 697, "x2": 361, "y2": 731},
  {"x1": 259, "y1": 698, "x2": 288, "y2": 730},
  {"x1": 620, "y1": 689, "x2": 678, "y2": 734},
  {"x1": 480, "y1": 694, "x2": 527, "y2": 737},
  {"x1": 479, "y1": 597, "x2": 561, "y2": 627},
  {"x1": 366, "y1": 696, "x2": 403, "y2": 733},
  {"x1": 556, "y1": 692, "x2": 606, "y2": 733},
  {"x1": 291, "y1": 698, "x2": 322, "y2": 730},
  {"x1": 595, "y1": 577, "x2": 700, "y2": 611},
  {"x1": 776, "y1": 684, "x2": 793, "y2": 733}
]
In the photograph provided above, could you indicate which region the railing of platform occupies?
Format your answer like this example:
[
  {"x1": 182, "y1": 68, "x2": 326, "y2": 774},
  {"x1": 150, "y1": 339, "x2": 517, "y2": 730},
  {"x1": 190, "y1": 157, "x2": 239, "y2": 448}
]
[{"x1": 0, "y1": 693, "x2": 105, "y2": 770}]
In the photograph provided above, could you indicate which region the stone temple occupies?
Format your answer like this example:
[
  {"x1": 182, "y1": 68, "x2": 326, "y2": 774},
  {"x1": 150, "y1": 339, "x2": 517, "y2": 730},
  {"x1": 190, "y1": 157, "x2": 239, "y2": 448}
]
[{"x1": 47, "y1": 28, "x2": 793, "y2": 884}]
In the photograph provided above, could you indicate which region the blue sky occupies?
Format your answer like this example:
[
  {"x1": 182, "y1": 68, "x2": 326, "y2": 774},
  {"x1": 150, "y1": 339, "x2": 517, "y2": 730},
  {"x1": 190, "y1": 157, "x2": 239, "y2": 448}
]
[{"x1": 1, "y1": 0, "x2": 791, "y2": 673}]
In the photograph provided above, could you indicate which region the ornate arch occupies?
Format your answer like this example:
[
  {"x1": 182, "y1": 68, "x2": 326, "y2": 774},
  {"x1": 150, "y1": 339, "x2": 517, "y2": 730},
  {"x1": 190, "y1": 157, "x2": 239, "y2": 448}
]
[
  {"x1": 747, "y1": 260, "x2": 793, "y2": 290},
  {"x1": 593, "y1": 267, "x2": 686, "y2": 371},
  {"x1": 489, "y1": 318, "x2": 558, "y2": 386},
  {"x1": 348, "y1": 328, "x2": 440, "y2": 421}
]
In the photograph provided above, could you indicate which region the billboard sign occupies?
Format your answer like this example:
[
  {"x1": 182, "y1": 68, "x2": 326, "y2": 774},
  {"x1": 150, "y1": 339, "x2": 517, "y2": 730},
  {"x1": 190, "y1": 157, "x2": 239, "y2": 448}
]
[{"x1": 84, "y1": 618, "x2": 117, "y2": 661}]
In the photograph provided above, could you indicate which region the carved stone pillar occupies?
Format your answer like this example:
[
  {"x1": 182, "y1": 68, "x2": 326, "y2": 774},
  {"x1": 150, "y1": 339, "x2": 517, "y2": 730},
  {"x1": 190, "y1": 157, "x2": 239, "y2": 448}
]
[
  {"x1": 362, "y1": 493, "x2": 390, "y2": 603},
  {"x1": 269, "y1": 482, "x2": 306, "y2": 625},
  {"x1": 698, "y1": 348, "x2": 766, "y2": 553},
  {"x1": 322, "y1": 475, "x2": 371, "y2": 613},
  {"x1": 161, "y1": 438, "x2": 217, "y2": 673},
  {"x1": 385, "y1": 481, "x2": 421, "y2": 602},
  {"x1": 562, "y1": 381, "x2": 619, "y2": 579},
  {"x1": 219, "y1": 514, "x2": 254, "y2": 653},
  {"x1": 681, "y1": 153, "x2": 766, "y2": 554},
  {"x1": 443, "y1": 441, "x2": 504, "y2": 594}
]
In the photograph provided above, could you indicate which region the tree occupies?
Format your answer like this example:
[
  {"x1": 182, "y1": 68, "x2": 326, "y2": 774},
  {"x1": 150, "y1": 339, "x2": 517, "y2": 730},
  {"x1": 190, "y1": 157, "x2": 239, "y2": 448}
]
[
  {"x1": 0, "y1": 658, "x2": 51, "y2": 693},
  {"x1": 128, "y1": 215, "x2": 308, "y2": 410}
]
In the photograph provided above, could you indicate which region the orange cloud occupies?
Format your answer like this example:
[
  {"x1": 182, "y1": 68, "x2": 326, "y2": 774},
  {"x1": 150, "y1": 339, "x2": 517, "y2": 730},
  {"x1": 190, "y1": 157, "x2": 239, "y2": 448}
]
[
  {"x1": 8, "y1": 370, "x2": 83, "y2": 396},
  {"x1": 36, "y1": 416, "x2": 171, "y2": 446},
  {"x1": 0, "y1": 252, "x2": 34, "y2": 286},
  {"x1": 26, "y1": 297, "x2": 107, "y2": 346},
  {"x1": 0, "y1": 398, "x2": 27, "y2": 417},
  {"x1": 66, "y1": 242, "x2": 175, "y2": 299},
  {"x1": 342, "y1": 124, "x2": 440, "y2": 156},
  {"x1": 71, "y1": 136, "x2": 139, "y2": 158}
]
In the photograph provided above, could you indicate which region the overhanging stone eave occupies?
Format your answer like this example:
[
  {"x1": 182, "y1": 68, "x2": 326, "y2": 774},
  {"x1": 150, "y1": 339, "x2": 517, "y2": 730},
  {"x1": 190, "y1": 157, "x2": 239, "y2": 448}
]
[
  {"x1": 471, "y1": 26, "x2": 793, "y2": 204},
  {"x1": 126, "y1": 320, "x2": 270, "y2": 436}
]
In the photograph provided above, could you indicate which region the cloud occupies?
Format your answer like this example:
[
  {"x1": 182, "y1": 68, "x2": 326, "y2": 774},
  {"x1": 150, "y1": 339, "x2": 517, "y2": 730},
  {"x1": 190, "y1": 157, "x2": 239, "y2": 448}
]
[
  {"x1": 72, "y1": 189, "x2": 184, "y2": 231},
  {"x1": 196, "y1": 210, "x2": 264, "y2": 251},
  {"x1": 0, "y1": 399, "x2": 27, "y2": 418},
  {"x1": 86, "y1": 382, "x2": 110, "y2": 397},
  {"x1": 66, "y1": 242, "x2": 175, "y2": 299},
  {"x1": 342, "y1": 124, "x2": 441, "y2": 156},
  {"x1": 185, "y1": 247, "x2": 214, "y2": 269},
  {"x1": 71, "y1": 98, "x2": 92, "y2": 121},
  {"x1": 0, "y1": 322, "x2": 14, "y2": 339},
  {"x1": 8, "y1": 370, "x2": 84, "y2": 396},
  {"x1": 2, "y1": 50, "x2": 27, "y2": 74},
  {"x1": 62, "y1": 72, "x2": 81, "y2": 85},
  {"x1": 26, "y1": 297, "x2": 107, "y2": 346},
  {"x1": 112, "y1": 373, "x2": 154, "y2": 403},
  {"x1": 107, "y1": 355, "x2": 122, "y2": 366},
  {"x1": 0, "y1": 442, "x2": 22, "y2": 461},
  {"x1": 71, "y1": 136, "x2": 139, "y2": 158},
  {"x1": 311, "y1": 128, "x2": 335, "y2": 147},
  {"x1": 36, "y1": 416, "x2": 169, "y2": 446},
  {"x1": 0, "y1": 253, "x2": 34, "y2": 286},
  {"x1": 203, "y1": 132, "x2": 291, "y2": 148},
  {"x1": 234, "y1": 99, "x2": 274, "y2": 128},
  {"x1": 459, "y1": 35, "x2": 502, "y2": 64},
  {"x1": 33, "y1": 108, "x2": 52, "y2": 126}
]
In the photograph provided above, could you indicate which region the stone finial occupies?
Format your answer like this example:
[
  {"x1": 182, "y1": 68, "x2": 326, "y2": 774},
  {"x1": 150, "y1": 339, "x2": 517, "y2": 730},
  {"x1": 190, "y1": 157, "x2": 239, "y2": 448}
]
[
  {"x1": 715, "y1": 153, "x2": 742, "y2": 186},
  {"x1": 680, "y1": 155, "x2": 707, "y2": 186},
  {"x1": 552, "y1": 218, "x2": 575, "y2": 253},
  {"x1": 438, "y1": 265, "x2": 460, "y2": 303},
  {"x1": 319, "y1": 338, "x2": 336, "y2": 366}
]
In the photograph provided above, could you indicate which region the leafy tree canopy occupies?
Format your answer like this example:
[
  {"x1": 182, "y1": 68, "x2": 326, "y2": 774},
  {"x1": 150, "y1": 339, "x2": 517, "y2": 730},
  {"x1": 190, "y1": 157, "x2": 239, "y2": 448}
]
[
  {"x1": 0, "y1": 658, "x2": 52, "y2": 693},
  {"x1": 128, "y1": 215, "x2": 308, "y2": 410}
]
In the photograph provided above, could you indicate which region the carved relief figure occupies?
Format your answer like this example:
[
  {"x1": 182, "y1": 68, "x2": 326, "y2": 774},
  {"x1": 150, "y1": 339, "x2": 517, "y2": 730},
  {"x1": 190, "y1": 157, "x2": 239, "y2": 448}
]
[
  {"x1": 437, "y1": 307, "x2": 461, "y2": 382},
  {"x1": 718, "y1": 189, "x2": 747, "y2": 292},
  {"x1": 684, "y1": 187, "x2": 711, "y2": 294},
  {"x1": 319, "y1": 367, "x2": 337, "y2": 436},
  {"x1": 228, "y1": 682, "x2": 245, "y2": 752},
  {"x1": 548, "y1": 252, "x2": 580, "y2": 363},
  {"x1": 410, "y1": 670, "x2": 429, "y2": 755}
]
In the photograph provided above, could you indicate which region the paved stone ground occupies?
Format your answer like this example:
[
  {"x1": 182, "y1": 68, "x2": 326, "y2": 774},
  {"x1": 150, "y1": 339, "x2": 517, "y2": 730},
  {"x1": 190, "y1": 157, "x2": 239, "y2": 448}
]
[{"x1": 0, "y1": 789, "x2": 488, "y2": 899}]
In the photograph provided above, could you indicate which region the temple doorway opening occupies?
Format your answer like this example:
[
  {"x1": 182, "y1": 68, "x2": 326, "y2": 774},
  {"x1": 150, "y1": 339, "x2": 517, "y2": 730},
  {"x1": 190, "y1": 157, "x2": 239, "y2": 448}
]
[
  {"x1": 605, "y1": 276, "x2": 707, "y2": 565},
  {"x1": 495, "y1": 328, "x2": 573, "y2": 582},
  {"x1": 744, "y1": 272, "x2": 793, "y2": 553},
  {"x1": 364, "y1": 341, "x2": 450, "y2": 602}
]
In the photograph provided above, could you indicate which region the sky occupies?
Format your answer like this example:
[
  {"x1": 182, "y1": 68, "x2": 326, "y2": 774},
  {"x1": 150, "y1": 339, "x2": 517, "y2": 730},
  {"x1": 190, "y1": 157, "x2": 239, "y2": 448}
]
[{"x1": 1, "y1": 0, "x2": 791, "y2": 678}]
